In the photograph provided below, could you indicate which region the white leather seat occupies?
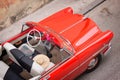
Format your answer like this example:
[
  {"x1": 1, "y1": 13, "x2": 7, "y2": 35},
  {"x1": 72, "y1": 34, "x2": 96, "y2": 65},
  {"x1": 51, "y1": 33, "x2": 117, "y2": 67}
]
[
  {"x1": 18, "y1": 43, "x2": 35, "y2": 57},
  {"x1": 3, "y1": 43, "x2": 20, "y2": 66},
  {"x1": 19, "y1": 43, "x2": 55, "y2": 70},
  {"x1": 0, "y1": 78, "x2": 3, "y2": 80},
  {"x1": 3, "y1": 43, "x2": 44, "y2": 76},
  {"x1": 0, "y1": 61, "x2": 9, "y2": 79},
  {"x1": 33, "y1": 54, "x2": 55, "y2": 70},
  {"x1": 3, "y1": 42, "x2": 54, "y2": 77},
  {"x1": 33, "y1": 54, "x2": 50, "y2": 69},
  {"x1": 0, "y1": 61, "x2": 23, "y2": 80}
]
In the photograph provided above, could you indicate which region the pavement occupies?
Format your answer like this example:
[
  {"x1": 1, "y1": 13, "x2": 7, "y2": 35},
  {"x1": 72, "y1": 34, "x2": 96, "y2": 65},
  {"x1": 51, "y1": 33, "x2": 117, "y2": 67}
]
[{"x1": 0, "y1": 0, "x2": 120, "y2": 80}]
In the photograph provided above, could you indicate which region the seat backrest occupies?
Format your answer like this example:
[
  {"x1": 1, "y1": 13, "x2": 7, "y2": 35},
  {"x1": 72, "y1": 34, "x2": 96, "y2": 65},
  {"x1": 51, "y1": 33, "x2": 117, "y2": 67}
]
[
  {"x1": 0, "y1": 78, "x2": 3, "y2": 80},
  {"x1": 0, "y1": 61, "x2": 24, "y2": 80},
  {"x1": 18, "y1": 43, "x2": 35, "y2": 56},
  {"x1": 0, "y1": 61, "x2": 9, "y2": 79},
  {"x1": 3, "y1": 43, "x2": 20, "y2": 65}
]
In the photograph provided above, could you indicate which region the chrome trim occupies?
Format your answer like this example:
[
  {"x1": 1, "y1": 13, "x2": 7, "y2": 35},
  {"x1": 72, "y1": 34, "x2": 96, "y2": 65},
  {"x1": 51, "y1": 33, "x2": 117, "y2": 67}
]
[
  {"x1": 104, "y1": 43, "x2": 111, "y2": 56},
  {"x1": 43, "y1": 26, "x2": 75, "y2": 54}
]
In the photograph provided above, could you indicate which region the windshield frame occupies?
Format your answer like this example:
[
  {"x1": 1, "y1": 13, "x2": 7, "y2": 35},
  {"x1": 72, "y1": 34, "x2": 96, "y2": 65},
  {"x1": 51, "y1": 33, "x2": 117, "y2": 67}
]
[
  {"x1": 21, "y1": 23, "x2": 75, "y2": 55},
  {"x1": 41, "y1": 26, "x2": 75, "y2": 55}
]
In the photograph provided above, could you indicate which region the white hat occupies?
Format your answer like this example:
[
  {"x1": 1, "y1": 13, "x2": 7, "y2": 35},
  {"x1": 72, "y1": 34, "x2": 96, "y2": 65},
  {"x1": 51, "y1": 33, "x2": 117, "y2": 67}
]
[{"x1": 33, "y1": 54, "x2": 50, "y2": 69}]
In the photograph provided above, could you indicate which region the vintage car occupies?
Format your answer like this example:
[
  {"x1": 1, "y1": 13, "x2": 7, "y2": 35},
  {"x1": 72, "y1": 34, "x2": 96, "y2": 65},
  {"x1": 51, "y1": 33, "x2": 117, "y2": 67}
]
[{"x1": 0, "y1": 7, "x2": 113, "y2": 80}]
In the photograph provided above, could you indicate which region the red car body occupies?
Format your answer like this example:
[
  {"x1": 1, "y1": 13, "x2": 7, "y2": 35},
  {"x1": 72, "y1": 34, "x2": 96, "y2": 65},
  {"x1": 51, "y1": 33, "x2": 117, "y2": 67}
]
[{"x1": 0, "y1": 7, "x2": 113, "y2": 80}]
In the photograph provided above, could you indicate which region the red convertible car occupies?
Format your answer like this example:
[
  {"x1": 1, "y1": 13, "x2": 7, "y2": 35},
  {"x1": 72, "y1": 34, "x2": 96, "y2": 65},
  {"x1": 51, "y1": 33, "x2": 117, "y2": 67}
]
[{"x1": 0, "y1": 7, "x2": 113, "y2": 80}]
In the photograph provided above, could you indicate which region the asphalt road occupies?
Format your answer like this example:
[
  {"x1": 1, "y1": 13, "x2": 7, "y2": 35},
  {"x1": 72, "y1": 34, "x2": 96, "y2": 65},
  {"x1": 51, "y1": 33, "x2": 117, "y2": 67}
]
[
  {"x1": 0, "y1": 0, "x2": 120, "y2": 80},
  {"x1": 76, "y1": 0, "x2": 120, "y2": 80}
]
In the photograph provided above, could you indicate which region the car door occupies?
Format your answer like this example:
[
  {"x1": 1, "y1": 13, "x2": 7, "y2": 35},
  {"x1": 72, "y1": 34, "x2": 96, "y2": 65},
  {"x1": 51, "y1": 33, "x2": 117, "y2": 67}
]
[
  {"x1": 41, "y1": 55, "x2": 80, "y2": 80},
  {"x1": 61, "y1": 52, "x2": 90, "y2": 80}
]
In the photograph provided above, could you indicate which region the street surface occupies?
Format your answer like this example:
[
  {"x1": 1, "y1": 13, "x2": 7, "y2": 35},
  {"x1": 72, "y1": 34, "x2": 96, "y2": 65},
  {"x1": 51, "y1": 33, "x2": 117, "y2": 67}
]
[{"x1": 0, "y1": 0, "x2": 120, "y2": 80}]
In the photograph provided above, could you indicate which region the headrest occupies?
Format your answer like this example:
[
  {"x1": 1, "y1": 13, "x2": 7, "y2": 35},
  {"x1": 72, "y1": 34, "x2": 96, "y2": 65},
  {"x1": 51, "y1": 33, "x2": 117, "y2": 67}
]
[
  {"x1": 19, "y1": 43, "x2": 35, "y2": 56},
  {"x1": 33, "y1": 54, "x2": 50, "y2": 69},
  {"x1": 3, "y1": 43, "x2": 16, "y2": 51},
  {"x1": 3, "y1": 43, "x2": 21, "y2": 65}
]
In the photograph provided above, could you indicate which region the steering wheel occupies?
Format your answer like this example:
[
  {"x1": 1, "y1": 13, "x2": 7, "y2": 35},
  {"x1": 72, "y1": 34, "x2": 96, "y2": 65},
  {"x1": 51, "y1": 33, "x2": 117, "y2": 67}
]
[{"x1": 27, "y1": 29, "x2": 42, "y2": 47}]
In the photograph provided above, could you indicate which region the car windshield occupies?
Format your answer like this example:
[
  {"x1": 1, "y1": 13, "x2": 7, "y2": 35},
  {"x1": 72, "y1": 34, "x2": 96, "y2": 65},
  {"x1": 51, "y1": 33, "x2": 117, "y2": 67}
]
[{"x1": 41, "y1": 26, "x2": 75, "y2": 55}]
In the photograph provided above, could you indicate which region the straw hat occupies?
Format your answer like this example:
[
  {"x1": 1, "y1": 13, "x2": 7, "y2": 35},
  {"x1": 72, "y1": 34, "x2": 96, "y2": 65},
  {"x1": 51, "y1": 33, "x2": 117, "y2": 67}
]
[{"x1": 33, "y1": 54, "x2": 50, "y2": 69}]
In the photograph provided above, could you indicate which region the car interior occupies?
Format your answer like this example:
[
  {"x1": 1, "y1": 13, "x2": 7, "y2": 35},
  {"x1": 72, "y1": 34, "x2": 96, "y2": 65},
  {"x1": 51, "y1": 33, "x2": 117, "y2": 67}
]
[{"x1": 0, "y1": 28, "x2": 71, "y2": 80}]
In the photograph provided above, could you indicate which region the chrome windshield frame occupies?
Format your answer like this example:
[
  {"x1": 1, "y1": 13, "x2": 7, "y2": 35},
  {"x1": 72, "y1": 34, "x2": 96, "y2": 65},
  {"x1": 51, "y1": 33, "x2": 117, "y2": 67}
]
[{"x1": 41, "y1": 26, "x2": 75, "y2": 55}]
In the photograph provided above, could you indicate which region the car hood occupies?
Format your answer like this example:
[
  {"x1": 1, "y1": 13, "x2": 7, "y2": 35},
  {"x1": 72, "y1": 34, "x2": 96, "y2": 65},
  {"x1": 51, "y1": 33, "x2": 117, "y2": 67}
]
[{"x1": 39, "y1": 7, "x2": 101, "y2": 50}]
